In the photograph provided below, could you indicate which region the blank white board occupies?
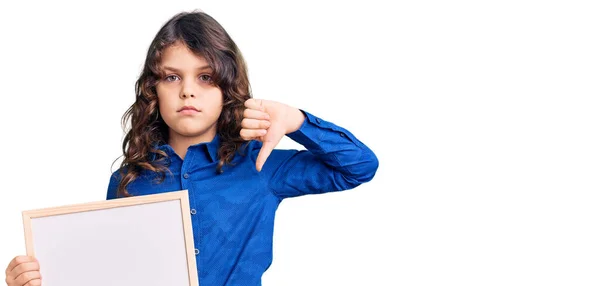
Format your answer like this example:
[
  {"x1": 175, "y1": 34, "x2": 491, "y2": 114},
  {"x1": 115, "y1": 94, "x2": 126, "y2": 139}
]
[{"x1": 22, "y1": 190, "x2": 198, "y2": 286}]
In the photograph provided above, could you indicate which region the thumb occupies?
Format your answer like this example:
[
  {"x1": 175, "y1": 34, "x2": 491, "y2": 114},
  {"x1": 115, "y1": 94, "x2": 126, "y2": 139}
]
[{"x1": 256, "y1": 140, "x2": 277, "y2": 172}]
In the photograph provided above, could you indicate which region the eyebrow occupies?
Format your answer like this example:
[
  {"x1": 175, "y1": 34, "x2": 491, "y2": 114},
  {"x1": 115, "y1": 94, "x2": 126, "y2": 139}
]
[{"x1": 162, "y1": 65, "x2": 213, "y2": 72}]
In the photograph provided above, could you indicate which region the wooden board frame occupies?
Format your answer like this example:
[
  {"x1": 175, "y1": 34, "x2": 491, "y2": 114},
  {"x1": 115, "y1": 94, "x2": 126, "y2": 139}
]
[{"x1": 22, "y1": 190, "x2": 198, "y2": 286}]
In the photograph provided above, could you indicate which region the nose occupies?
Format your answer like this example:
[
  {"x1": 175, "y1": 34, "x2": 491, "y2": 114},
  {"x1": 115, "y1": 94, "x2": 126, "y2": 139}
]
[
  {"x1": 179, "y1": 78, "x2": 196, "y2": 99},
  {"x1": 180, "y1": 92, "x2": 195, "y2": 99}
]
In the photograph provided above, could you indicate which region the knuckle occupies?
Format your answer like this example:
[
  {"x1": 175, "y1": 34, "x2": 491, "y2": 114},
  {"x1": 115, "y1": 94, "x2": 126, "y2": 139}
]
[
  {"x1": 11, "y1": 264, "x2": 21, "y2": 275},
  {"x1": 19, "y1": 263, "x2": 31, "y2": 272},
  {"x1": 14, "y1": 256, "x2": 25, "y2": 264}
]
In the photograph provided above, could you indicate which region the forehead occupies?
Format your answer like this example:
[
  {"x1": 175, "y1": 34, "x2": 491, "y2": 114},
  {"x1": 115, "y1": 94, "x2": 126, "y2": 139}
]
[{"x1": 160, "y1": 42, "x2": 209, "y2": 69}]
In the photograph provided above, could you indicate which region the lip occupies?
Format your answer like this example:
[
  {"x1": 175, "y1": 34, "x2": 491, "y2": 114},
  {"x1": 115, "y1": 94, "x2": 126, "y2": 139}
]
[{"x1": 178, "y1": 106, "x2": 200, "y2": 113}]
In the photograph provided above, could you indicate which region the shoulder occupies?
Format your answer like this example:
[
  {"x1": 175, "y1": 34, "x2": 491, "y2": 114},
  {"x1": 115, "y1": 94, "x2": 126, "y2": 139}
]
[
  {"x1": 110, "y1": 168, "x2": 126, "y2": 183},
  {"x1": 106, "y1": 169, "x2": 122, "y2": 200},
  {"x1": 106, "y1": 165, "x2": 166, "y2": 200}
]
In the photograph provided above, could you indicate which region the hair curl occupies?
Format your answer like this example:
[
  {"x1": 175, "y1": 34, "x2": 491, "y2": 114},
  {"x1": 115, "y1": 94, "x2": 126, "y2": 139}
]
[{"x1": 115, "y1": 11, "x2": 251, "y2": 198}]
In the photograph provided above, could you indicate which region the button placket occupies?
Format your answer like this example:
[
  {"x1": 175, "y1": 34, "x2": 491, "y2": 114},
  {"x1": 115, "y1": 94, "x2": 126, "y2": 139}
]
[{"x1": 181, "y1": 149, "x2": 195, "y2": 188}]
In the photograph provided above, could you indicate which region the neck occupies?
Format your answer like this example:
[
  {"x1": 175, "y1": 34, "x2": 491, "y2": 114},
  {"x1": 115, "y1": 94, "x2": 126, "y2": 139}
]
[{"x1": 168, "y1": 130, "x2": 216, "y2": 160}]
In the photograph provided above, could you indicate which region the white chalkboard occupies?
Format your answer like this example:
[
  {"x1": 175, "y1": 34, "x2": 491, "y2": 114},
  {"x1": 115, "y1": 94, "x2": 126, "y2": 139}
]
[{"x1": 22, "y1": 190, "x2": 199, "y2": 286}]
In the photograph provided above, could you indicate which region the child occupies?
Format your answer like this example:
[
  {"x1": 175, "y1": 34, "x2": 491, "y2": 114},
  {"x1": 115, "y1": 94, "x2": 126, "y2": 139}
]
[{"x1": 4, "y1": 10, "x2": 378, "y2": 286}]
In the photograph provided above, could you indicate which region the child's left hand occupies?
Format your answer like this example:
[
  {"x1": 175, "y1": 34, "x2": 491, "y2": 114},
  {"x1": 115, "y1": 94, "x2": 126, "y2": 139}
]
[{"x1": 240, "y1": 98, "x2": 305, "y2": 172}]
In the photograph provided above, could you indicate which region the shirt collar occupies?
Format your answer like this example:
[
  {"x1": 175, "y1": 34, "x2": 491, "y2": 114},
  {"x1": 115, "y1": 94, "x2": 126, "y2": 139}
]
[
  {"x1": 155, "y1": 134, "x2": 220, "y2": 163},
  {"x1": 204, "y1": 134, "x2": 220, "y2": 162}
]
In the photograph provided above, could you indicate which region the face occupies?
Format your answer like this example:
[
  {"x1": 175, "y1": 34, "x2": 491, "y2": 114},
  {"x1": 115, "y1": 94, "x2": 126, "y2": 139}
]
[{"x1": 156, "y1": 42, "x2": 223, "y2": 144}]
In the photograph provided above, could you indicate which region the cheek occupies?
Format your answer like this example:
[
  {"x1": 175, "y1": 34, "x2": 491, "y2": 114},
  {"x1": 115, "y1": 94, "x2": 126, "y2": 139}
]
[
  {"x1": 156, "y1": 95, "x2": 166, "y2": 114},
  {"x1": 157, "y1": 100, "x2": 166, "y2": 117},
  {"x1": 209, "y1": 90, "x2": 224, "y2": 111},
  {"x1": 217, "y1": 88, "x2": 224, "y2": 101},
  {"x1": 156, "y1": 87, "x2": 173, "y2": 113}
]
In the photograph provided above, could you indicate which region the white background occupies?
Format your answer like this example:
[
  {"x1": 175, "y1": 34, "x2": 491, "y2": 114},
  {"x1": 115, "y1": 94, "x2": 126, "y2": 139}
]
[{"x1": 0, "y1": 1, "x2": 598, "y2": 285}]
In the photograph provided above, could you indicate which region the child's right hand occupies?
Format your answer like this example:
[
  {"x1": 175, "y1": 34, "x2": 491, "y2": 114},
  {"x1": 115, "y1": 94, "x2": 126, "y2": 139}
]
[{"x1": 4, "y1": 256, "x2": 41, "y2": 286}]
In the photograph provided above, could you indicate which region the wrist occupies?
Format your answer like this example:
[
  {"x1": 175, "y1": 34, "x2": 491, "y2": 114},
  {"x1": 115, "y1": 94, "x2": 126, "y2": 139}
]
[{"x1": 285, "y1": 107, "x2": 305, "y2": 134}]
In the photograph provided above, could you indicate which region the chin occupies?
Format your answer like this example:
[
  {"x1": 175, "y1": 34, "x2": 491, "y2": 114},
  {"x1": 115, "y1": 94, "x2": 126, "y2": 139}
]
[
  {"x1": 177, "y1": 124, "x2": 217, "y2": 137},
  {"x1": 176, "y1": 128, "x2": 208, "y2": 137},
  {"x1": 166, "y1": 119, "x2": 217, "y2": 138}
]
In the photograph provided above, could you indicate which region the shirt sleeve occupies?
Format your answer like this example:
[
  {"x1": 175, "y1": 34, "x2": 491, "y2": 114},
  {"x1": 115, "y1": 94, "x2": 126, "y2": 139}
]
[{"x1": 258, "y1": 110, "x2": 379, "y2": 199}]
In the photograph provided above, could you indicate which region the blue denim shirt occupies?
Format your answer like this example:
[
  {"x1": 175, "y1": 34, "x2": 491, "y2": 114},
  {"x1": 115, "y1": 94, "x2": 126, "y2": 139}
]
[{"x1": 106, "y1": 110, "x2": 378, "y2": 285}]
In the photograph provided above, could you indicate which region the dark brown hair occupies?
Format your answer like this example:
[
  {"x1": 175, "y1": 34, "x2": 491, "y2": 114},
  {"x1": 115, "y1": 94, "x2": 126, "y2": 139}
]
[{"x1": 115, "y1": 10, "x2": 251, "y2": 197}]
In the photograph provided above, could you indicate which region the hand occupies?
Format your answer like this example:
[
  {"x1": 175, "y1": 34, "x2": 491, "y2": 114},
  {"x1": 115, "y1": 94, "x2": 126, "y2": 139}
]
[
  {"x1": 240, "y1": 99, "x2": 305, "y2": 172},
  {"x1": 5, "y1": 256, "x2": 41, "y2": 286}
]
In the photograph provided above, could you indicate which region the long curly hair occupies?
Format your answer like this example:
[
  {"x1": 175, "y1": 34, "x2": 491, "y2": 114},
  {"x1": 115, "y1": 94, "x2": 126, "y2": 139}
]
[{"x1": 115, "y1": 11, "x2": 251, "y2": 198}]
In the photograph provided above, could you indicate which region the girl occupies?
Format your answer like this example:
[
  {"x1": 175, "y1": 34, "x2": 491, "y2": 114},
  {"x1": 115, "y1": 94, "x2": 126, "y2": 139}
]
[{"x1": 5, "y1": 10, "x2": 378, "y2": 286}]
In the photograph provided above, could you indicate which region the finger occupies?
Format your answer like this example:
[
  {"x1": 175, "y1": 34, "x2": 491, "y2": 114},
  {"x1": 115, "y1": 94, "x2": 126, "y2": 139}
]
[
  {"x1": 14, "y1": 270, "x2": 41, "y2": 285},
  {"x1": 10, "y1": 261, "x2": 40, "y2": 277},
  {"x1": 243, "y1": 108, "x2": 269, "y2": 120},
  {"x1": 6, "y1": 256, "x2": 35, "y2": 275},
  {"x1": 241, "y1": 118, "x2": 271, "y2": 130},
  {"x1": 244, "y1": 98, "x2": 265, "y2": 111},
  {"x1": 256, "y1": 140, "x2": 277, "y2": 172},
  {"x1": 23, "y1": 279, "x2": 42, "y2": 286},
  {"x1": 240, "y1": 128, "x2": 267, "y2": 141}
]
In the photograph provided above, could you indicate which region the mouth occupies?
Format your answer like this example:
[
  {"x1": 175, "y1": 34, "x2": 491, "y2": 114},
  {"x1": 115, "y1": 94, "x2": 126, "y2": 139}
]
[{"x1": 178, "y1": 106, "x2": 200, "y2": 113}]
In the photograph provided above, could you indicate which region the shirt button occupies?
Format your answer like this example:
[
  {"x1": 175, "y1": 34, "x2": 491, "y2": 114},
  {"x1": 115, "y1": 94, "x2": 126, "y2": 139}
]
[
  {"x1": 340, "y1": 132, "x2": 346, "y2": 137},
  {"x1": 190, "y1": 209, "x2": 197, "y2": 215},
  {"x1": 183, "y1": 173, "x2": 190, "y2": 179},
  {"x1": 194, "y1": 248, "x2": 199, "y2": 255},
  {"x1": 316, "y1": 118, "x2": 321, "y2": 123}
]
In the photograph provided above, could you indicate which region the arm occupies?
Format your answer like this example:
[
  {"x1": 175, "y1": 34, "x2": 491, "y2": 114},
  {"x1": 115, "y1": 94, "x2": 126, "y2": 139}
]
[{"x1": 258, "y1": 110, "x2": 378, "y2": 199}]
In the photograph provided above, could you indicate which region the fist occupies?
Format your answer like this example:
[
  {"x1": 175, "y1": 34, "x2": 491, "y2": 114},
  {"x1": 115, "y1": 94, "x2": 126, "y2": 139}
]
[
  {"x1": 5, "y1": 256, "x2": 41, "y2": 286},
  {"x1": 240, "y1": 98, "x2": 305, "y2": 171}
]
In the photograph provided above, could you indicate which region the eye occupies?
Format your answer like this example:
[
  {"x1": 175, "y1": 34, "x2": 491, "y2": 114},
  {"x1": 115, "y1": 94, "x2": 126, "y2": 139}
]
[
  {"x1": 165, "y1": 75, "x2": 180, "y2": 82},
  {"x1": 199, "y1": 74, "x2": 213, "y2": 82}
]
